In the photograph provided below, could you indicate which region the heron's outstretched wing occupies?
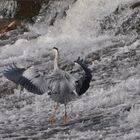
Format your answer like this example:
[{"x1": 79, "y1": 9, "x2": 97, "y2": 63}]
[
  {"x1": 74, "y1": 57, "x2": 92, "y2": 96},
  {"x1": 3, "y1": 63, "x2": 45, "y2": 95},
  {"x1": 3, "y1": 63, "x2": 26, "y2": 83}
]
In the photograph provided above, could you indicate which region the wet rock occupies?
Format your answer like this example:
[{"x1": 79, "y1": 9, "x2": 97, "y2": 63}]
[
  {"x1": 15, "y1": 0, "x2": 43, "y2": 21},
  {"x1": 0, "y1": 20, "x2": 20, "y2": 33},
  {"x1": 100, "y1": 2, "x2": 140, "y2": 36},
  {"x1": 0, "y1": 0, "x2": 77, "y2": 25},
  {"x1": 0, "y1": 0, "x2": 44, "y2": 21},
  {"x1": 130, "y1": 1, "x2": 140, "y2": 9}
]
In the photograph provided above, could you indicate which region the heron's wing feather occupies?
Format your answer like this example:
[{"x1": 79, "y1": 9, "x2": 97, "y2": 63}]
[
  {"x1": 74, "y1": 57, "x2": 92, "y2": 95},
  {"x1": 3, "y1": 64, "x2": 45, "y2": 95},
  {"x1": 30, "y1": 75, "x2": 48, "y2": 94},
  {"x1": 3, "y1": 63, "x2": 26, "y2": 83},
  {"x1": 18, "y1": 76, "x2": 44, "y2": 95}
]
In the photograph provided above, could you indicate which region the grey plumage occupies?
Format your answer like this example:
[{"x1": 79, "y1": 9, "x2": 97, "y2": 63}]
[
  {"x1": 3, "y1": 63, "x2": 44, "y2": 95},
  {"x1": 3, "y1": 48, "x2": 92, "y2": 124},
  {"x1": 46, "y1": 69, "x2": 77, "y2": 104},
  {"x1": 3, "y1": 48, "x2": 92, "y2": 104}
]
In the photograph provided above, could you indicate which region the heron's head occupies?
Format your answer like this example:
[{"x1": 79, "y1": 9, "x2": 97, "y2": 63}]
[
  {"x1": 52, "y1": 47, "x2": 58, "y2": 53},
  {"x1": 52, "y1": 47, "x2": 59, "y2": 57}
]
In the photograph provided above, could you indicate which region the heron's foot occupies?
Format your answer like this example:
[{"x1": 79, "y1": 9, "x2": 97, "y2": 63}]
[
  {"x1": 49, "y1": 115, "x2": 56, "y2": 126},
  {"x1": 63, "y1": 113, "x2": 70, "y2": 125}
]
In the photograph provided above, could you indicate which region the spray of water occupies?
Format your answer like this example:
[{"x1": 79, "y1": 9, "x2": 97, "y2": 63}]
[{"x1": 0, "y1": 0, "x2": 140, "y2": 139}]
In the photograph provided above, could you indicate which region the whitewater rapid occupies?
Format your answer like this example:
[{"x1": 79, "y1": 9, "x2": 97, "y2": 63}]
[{"x1": 0, "y1": 0, "x2": 140, "y2": 139}]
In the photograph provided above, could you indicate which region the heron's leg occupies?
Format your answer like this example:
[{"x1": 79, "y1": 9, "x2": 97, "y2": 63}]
[
  {"x1": 49, "y1": 103, "x2": 59, "y2": 126},
  {"x1": 63, "y1": 104, "x2": 69, "y2": 125},
  {"x1": 18, "y1": 85, "x2": 22, "y2": 94}
]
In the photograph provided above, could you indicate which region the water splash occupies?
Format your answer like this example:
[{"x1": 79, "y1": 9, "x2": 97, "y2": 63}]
[{"x1": 0, "y1": 0, "x2": 140, "y2": 139}]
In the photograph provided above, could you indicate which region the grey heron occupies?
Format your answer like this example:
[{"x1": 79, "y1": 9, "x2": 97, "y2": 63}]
[{"x1": 3, "y1": 47, "x2": 92, "y2": 125}]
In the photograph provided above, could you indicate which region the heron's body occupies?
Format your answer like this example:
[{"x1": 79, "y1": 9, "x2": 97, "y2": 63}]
[
  {"x1": 3, "y1": 47, "x2": 92, "y2": 125},
  {"x1": 48, "y1": 69, "x2": 77, "y2": 104}
]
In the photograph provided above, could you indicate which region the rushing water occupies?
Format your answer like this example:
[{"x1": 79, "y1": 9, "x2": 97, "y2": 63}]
[{"x1": 0, "y1": 0, "x2": 140, "y2": 139}]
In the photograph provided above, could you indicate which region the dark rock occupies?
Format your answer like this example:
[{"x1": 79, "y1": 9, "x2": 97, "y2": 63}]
[{"x1": 15, "y1": 0, "x2": 44, "y2": 22}]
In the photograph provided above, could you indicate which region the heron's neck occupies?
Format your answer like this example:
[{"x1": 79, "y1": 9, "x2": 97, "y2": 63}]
[{"x1": 54, "y1": 50, "x2": 59, "y2": 70}]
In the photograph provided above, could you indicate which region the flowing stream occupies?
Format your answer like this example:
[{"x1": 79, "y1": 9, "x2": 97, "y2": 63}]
[{"x1": 0, "y1": 0, "x2": 140, "y2": 139}]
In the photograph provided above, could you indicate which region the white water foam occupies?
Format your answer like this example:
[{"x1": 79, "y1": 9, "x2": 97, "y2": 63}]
[
  {"x1": 1, "y1": 0, "x2": 140, "y2": 139},
  {"x1": 0, "y1": 0, "x2": 135, "y2": 64}
]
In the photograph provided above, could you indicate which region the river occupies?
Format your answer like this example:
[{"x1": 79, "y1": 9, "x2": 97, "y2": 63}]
[{"x1": 0, "y1": 0, "x2": 140, "y2": 139}]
